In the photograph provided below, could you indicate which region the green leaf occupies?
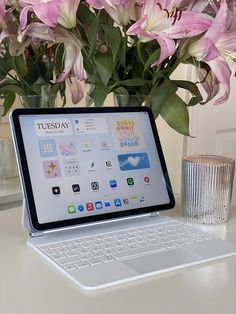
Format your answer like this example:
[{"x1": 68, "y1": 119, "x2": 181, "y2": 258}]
[
  {"x1": 92, "y1": 84, "x2": 110, "y2": 107},
  {"x1": 116, "y1": 78, "x2": 148, "y2": 87},
  {"x1": 0, "y1": 58, "x2": 13, "y2": 81},
  {"x1": 173, "y1": 80, "x2": 203, "y2": 106},
  {"x1": 13, "y1": 55, "x2": 27, "y2": 78},
  {"x1": 151, "y1": 78, "x2": 178, "y2": 117},
  {"x1": 88, "y1": 15, "x2": 100, "y2": 57},
  {"x1": 94, "y1": 52, "x2": 115, "y2": 85},
  {"x1": 159, "y1": 93, "x2": 190, "y2": 136},
  {"x1": 2, "y1": 91, "x2": 15, "y2": 115},
  {"x1": 117, "y1": 37, "x2": 126, "y2": 67},
  {"x1": 144, "y1": 48, "x2": 160, "y2": 72},
  {"x1": 77, "y1": 3, "x2": 95, "y2": 24},
  {"x1": 102, "y1": 25, "x2": 121, "y2": 61},
  {"x1": 0, "y1": 80, "x2": 25, "y2": 96}
]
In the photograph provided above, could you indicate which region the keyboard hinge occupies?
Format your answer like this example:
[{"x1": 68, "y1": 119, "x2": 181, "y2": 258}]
[
  {"x1": 29, "y1": 231, "x2": 44, "y2": 238},
  {"x1": 150, "y1": 211, "x2": 160, "y2": 217}
]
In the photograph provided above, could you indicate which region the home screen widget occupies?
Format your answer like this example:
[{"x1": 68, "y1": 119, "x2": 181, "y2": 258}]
[
  {"x1": 118, "y1": 153, "x2": 150, "y2": 171},
  {"x1": 52, "y1": 186, "x2": 61, "y2": 196},
  {"x1": 105, "y1": 160, "x2": 112, "y2": 168},
  {"x1": 78, "y1": 204, "x2": 84, "y2": 212},
  {"x1": 59, "y1": 141, "x2": 76, "y2": 156},
  {"x1": 68, "y1": 204, "x2": 76, "y2": 214},
  {"x1": 72, "y1": 184, "x2": 80, "y2": 193},
  {"x1": 114, "y1": 199, "x2": 122, "y2": 207},
  {"x1": 86, "y1": 203, "x2": 94, "y2": 211},
  {"x1": 87, "y1": 161, "x2": 96, "y2": 171},
  {"x1": 127, "y1": 177, "x2": 134, "y2": 186},
  {"x1": 39, "y1": 140, "x2": 57, "y2": 157},
  {"x1": 63, "y1": 159, "x2": 80, "y2": 176},
  {"x1": 144, "y1": 176, "x2": 150, "y2": 184},
  {"x1": 43, "y1": 160, "x2": 61, "y2": 178},
  {"x1": 95, "y1": 201, "x2": 103, "y2": 210},
  {"x1": 91, "y1": 181, "x2": 99, "y2": 191},
  {"x1": 109, "y1": 179, "x2": 117, "y2": 188}
]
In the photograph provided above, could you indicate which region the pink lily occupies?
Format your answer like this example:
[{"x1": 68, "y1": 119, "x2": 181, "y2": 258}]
[
  {"x1": 127, "y1": 0, "x2": 212, "y2": 65},
  {"x1": 58, "y1": 0, "x2": 80, "y2": 29},
  {"x1": 19, "y1": 0, "x2": 63, "y2": 30},
  {"x1": 0, "y1": 0, "x2": 6, "y2": 27},
  {"x1": 52, "y1": 26, "x2": 87, "y2": 83},
  {"x1": 86, "y1": 0, "x2": 103, "y2": 9},
  {"x1": 67, "y1": 76, "x2": 85, "y2": 103},
  {"x1": 97, "y1": 0, "x2": 135, "y2": 26},
  {"x1": 188, "y1": 0, "x2": 236, "y2": 104}
]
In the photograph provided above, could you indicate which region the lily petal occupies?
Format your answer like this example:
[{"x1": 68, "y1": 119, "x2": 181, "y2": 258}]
[
  {"x1": 67, "y1": 77, "x2": 85, "y2": 103},
  {"x1": 58, "y1": 0, "x2": 80, "y2": 29},
  {"x1": 33, "y1": 1, "x2": 62, "y2": 27},
  {"x1": 208, "y1": 57, "x2": 231, "y2": 105}
]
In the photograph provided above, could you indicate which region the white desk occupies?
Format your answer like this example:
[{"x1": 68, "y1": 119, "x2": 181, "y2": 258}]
[
  {"x1": 0, "y1": 177, "x2": 22, "y2": 210},
  {"x1": 1, "y1": 204, "x2": 236, "y2": 314}
]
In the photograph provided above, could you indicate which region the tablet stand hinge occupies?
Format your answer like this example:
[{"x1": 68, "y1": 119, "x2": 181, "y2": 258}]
[
  {"x1": 29, "y1": 231, "x2": 44, "y2": 238},
  {"x1": 150, "y1": 211, "x2": 159, "y2": 217}
]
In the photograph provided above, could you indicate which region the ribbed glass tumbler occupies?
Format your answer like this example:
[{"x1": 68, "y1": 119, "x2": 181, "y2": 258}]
[{"x1": 182, "y1": 155, "x2": 235, "y2": 224}]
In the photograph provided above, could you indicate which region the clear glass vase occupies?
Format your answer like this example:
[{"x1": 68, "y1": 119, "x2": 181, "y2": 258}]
[
  {"x1": 20, "y1": 94, "x2": 57, "y2": 108},
  {"x1": 113, "y1": 94, "x2": 148, "y2": 107}
]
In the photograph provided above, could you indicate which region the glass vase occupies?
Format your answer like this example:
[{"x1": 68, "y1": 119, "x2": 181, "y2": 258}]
[
  {"x1": 20, "y1": 94, "x2": 57, "y2": 108},
  {"x1": 113, "y1": 94, "x2": 148, "y2": 107}
]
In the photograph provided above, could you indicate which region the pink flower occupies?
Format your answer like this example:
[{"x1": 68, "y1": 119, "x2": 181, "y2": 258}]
[
  {"x1": 67, "y1": 76, "x2": 85, "y2": 103},
  {"x1": 58, "y1": 0, "x2": 80, "y2": 29},
  {"x1": 189, "y1": 0, "x2": 236, "y2": 104},
  {"x1": 86, "y1": 0, "x2": 103, "y2": 9},
  {"x1": 127, "y1": 0, "x2": 212, "y2": 65},
  {"x1": 52, "y1": 26, "x2": 87, "y2": 83},
  {"x1": 97, "y1": 0, "x2": 135, "y2": 26},
  {"x1": 0, "y1": 0, "x2": 6, "y2": 28},
  {"x1": 19, "y1": 0, "x2": 63, "y2": 30}
]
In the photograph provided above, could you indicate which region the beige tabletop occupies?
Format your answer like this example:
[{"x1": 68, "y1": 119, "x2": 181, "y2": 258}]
[{"x1": 1, "y1": 204, "x2": 236, "y2": 314}]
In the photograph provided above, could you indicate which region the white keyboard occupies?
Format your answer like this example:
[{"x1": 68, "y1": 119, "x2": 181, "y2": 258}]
[{"x1": 38, "y1": 220, "x2": 214, "y2": 272}]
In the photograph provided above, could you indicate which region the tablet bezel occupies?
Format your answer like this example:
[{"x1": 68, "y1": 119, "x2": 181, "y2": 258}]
[{"x1": 10, "y1": 107, "x2": 175, "y2": 231}]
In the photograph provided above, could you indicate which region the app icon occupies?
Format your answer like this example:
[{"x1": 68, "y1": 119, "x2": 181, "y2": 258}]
[
  {"x1": 59, "y1": 141, "x2": 76, "y2": 156},
  {"x1": 63, "y1": 159, "x2": 80, "y2": 176},
  {"x1": 109, "y1": 179, "x2": 117, "y2": 188},
  {"x1": 123, "y1": 198, "x2": 129, "y2": 205},
  {"x1": 105, "y1": 160, "x2": 112, "y2": 168},
  {"x1": 86, "y1": 203, "x2": 94, "y2": 211},
  {"x1": 72, "y1": 184, "x2": 80, "y2": 193},
  {"x1": 91, "y1": 181, "x2": 99, "y2": 191},
  {"x1": 104, "y1": 201, "x2": 111, "y2": 207},
  {"x1": 87, "y1": 161, "x2": 96, "y2": 171},
  {"x1": 144, "y1": 176, "x2": 150, "y2": 184},
  {"x1": 139, "y1": 196, "x2": 145, "y2": 203},
  {"x1": 127, "y1": 177, "x2": 134, "y2": 186},
  {"x1": 43, "y1": 160, "x2": 61, "y2": 178},
  {"x1": 95, "y1": 201, "x2": 103, "y2": 210},
  {"x1": 78, "y1": 204, "x2": 84, "y2": 212},
  {"x1": 68, "y1": 205, "x2": 76, "y2": 214},
  {"x1": 52, "y1": 186, "x2": 61, "y2": 196},
  {"x1": 39, "y1": 140, "x2": 57, "y2": 157},
  {"x1": 114, "y1": 199, "x2": 122, "y2": 207},
  {"x1": 100, "y1": 140, "x2": 109, "y2": 150},
  {"x1": 82, "y1": 142, "x2": 92, "y2": 151}
]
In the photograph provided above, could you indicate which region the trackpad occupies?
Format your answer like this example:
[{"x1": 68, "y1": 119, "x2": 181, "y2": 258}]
[{"x1": 123, "y1": 249, "x2": 202, "y2": 274}]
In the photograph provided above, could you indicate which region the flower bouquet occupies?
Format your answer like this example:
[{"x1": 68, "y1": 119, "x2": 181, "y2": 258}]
[{"x1": 0, "y1": 0, "x2": 236, "y2": 135}]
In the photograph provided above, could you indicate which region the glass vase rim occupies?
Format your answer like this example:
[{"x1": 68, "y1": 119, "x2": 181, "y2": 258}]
[{"x1": 183, "y1": 154, "x2": 235, "y2": 165}]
